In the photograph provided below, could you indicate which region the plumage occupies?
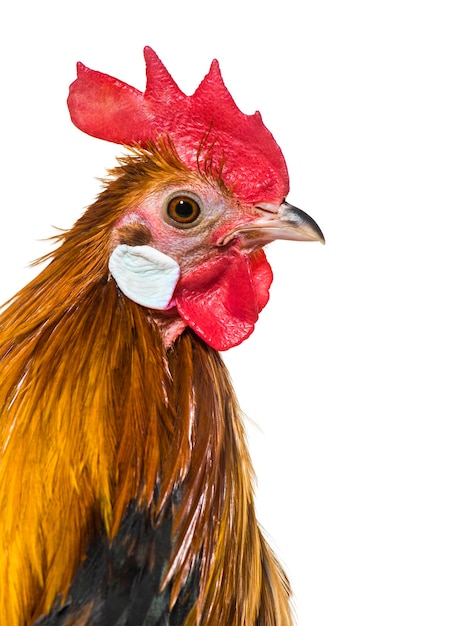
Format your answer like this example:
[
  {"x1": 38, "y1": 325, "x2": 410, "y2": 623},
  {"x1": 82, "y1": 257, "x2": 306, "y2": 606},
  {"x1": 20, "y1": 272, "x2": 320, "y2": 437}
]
[{"x1": 0, "y1": 50, "x2": 324, "y2": 625}]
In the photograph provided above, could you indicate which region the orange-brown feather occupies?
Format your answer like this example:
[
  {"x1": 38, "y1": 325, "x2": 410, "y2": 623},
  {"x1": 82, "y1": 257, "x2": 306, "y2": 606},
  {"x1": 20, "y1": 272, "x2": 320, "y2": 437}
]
[{"x1": 0, "y1": 142, "x2": 292, "y2": 625}]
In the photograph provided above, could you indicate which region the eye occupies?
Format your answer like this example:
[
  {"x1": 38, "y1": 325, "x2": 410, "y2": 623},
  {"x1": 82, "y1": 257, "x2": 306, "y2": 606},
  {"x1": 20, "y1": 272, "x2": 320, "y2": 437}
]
[{"x1": 166, "y1": 195, "x2": 201, "y2": 225}]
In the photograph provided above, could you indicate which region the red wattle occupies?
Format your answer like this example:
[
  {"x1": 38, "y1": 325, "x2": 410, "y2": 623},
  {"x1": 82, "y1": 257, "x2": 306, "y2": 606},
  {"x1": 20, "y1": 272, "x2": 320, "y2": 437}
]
[{"x1": 174, "y1": 249, "x2": 272, "y2": 351}]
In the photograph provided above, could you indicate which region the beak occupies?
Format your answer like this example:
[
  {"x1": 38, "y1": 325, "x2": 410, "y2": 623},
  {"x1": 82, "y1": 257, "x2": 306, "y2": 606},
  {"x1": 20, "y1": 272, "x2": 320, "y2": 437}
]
[{"x1": 218, "y1": 201, "x2": 325, "y2": 250}]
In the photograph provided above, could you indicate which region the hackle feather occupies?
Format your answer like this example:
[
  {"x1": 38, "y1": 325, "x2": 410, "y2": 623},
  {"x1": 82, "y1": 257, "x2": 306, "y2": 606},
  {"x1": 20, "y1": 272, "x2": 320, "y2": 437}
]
[{"x1": 0, "y1": 142, "x2": 292, "y2": 625}]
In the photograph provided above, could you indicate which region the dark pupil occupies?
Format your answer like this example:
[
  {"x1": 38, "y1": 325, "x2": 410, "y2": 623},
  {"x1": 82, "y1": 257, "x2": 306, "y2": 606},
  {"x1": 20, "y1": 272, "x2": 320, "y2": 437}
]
[{"x1": 175, "y1": 200, "x2": 194, "y2": 218}]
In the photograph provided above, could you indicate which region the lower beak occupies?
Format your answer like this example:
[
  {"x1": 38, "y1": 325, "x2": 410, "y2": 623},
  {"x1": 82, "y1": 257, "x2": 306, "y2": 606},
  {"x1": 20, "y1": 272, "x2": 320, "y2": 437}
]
[{"x1": 219, "y1": 202, "x2": 325, "y2": 250}]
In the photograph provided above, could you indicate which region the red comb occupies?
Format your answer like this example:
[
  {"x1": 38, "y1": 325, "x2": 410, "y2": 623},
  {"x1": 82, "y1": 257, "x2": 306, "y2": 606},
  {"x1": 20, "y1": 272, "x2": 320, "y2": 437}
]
[{"x1": 67, "y1": 47, "x2": 289, "y2": 205}]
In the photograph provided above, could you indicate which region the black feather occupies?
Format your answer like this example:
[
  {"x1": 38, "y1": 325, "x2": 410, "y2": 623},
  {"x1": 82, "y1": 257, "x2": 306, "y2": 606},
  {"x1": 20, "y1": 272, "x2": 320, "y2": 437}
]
[{"x1": 34, "y1": 493, "x2": 199, "y2": 626}]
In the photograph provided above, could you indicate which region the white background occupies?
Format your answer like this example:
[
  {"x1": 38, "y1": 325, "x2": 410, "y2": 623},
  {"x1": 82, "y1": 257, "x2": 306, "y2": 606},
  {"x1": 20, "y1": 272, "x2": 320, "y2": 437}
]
[{"x1": 1, "y1": 2, "x2": 469, "y2": 624}]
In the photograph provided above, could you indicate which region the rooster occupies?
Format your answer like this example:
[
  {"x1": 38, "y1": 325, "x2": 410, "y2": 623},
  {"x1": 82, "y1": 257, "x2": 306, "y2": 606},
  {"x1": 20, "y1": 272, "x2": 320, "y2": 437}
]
[{"x1": 0, "y1": 48, "x2": 324, "y2": 625}]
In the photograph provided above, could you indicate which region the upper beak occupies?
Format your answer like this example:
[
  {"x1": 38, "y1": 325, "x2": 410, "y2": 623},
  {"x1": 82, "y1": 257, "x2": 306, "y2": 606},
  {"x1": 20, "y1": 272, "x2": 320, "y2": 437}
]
[{"x1": 218, "y1": 201, "x2": 325, "y2": 250}]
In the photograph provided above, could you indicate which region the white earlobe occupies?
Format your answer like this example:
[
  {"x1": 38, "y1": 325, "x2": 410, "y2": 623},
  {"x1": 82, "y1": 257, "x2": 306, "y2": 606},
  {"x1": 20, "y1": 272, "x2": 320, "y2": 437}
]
[{"x1": 108, "y1": 244, "x2": 180, "y2": 310}]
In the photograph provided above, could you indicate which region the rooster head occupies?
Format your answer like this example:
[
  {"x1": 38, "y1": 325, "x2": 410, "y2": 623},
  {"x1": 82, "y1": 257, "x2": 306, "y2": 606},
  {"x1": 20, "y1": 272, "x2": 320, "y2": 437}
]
[{"x1": 67, "y1": 47, "x2": 324, "y2": 350}]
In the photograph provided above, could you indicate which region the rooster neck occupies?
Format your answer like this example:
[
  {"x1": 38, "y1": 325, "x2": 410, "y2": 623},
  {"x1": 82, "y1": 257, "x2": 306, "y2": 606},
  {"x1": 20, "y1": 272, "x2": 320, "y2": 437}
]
[
  {"x1": 0, "y1": 268, "x2": 274, "y2": 624},
  {"x1": 0, "y1": 151, "x2": 293, "y2": 622}
]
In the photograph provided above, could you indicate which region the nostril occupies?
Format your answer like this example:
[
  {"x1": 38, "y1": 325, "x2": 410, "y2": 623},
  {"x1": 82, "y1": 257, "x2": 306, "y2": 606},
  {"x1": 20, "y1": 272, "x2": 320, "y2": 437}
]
[{"x1": 255, "y1": 202, "x2": 279, "y2": 214}]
